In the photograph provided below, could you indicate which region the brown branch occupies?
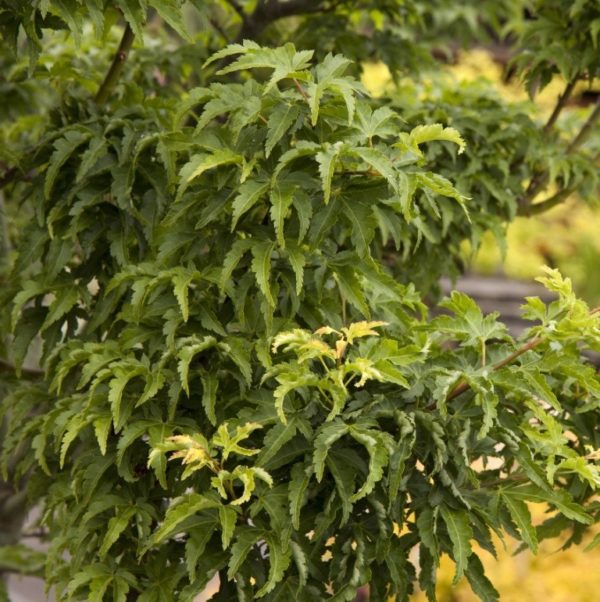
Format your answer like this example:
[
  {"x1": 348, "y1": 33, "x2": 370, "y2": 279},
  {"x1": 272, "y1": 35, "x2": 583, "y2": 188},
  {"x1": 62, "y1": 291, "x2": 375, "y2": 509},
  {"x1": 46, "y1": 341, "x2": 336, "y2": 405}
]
[
  {"x1": 0, "y1": 359, "x2": 44, "y2": 380},
  {"x1": 293, "y1": 78, "x2": 309, "y2": 102},
  {"x1": 544, "y1": 78, "x2": 578, "y2": 133},
  {"x1": 444, "y1": 306, "x2": 600, "y2": 403},
  {"x1": 445, "y1": 336, "x2": 544, "y2": 402},
  {"x1": 520, "y1": 187, "x2": 574, "y2": 216},
  {"x1": 566, "y1": 96, "x2": 600, "y2": 153},
  {"x1": 95, "y1": 24, "x2": 135, "y2": 105},
  {"x1": 235, "y1": 0, "x2": 333, "y2": 41}
]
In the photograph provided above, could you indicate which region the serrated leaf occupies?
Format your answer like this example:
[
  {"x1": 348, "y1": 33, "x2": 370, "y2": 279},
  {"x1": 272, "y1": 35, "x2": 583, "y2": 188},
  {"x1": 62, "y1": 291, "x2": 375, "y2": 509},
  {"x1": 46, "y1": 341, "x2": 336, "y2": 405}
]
[
  {"x1": 251, "y1": 240, "x2": 276, "y2": 306},
  {"x1": 151, "y1": 495, "x2": 218, "y2": 546},
  {"x1": 288, "y1": 463, "x2": 312, "y2": 529},
  {"x1": 465, "y1": 554, "x2": 499, "y2": 602},
  {"x1": 220, "y1": 239, "x2": 253, "y2": 291},
  {"x1": 99, "y1": 507, "x2": 136, "y2": 558},
  {"x1": 216, "y1": 43, "x2": 314, "y2": 93},
  {"x1": 45, "y1": 129, "x2": 91, "y2": 199},
  {"x1": 270, "y1": 180, "x2": 295, "y2": 247},
  {"x1": 500, "y1": 493, "x2": 538, "y2": 552},
  {"x1": 257, "y1": 419, "x2": 298, "y2": 467},
  {"x1": 93, "y1": 416, "x2": 112, "y2": 456},
  {"x1": 227, "y1": 527, "x2": 263, "y2": 580},
  {"x1": 177, "y1": 336, "x2": 217, "y2": 395},
  {"x1": 266, "y1": 104, "x2": 301, "y2": 157},
  {"x1": 313, "y1": 421, "x2": 349, "y2": 480},
  {"x1": 348, "y1": 427, "x2": 389, "y2": 501},
  {"x1": 151, "y1": 0, "x2": 190, "y2": 40},
  {"x1": 440, "y1": 506, "x2": 473, "y2": 584},
  {"x1": 171, "y1": 269, "x2": 194, "y2": 322},
  {"x1": 316, "y1": 144, "x2": 344, "y2": 204},
  {"x1": 41, "y1": 287, "x2": 80, "y2": 332},
  {"x1": 232, "y1": 180, "x2": 270, "y2": 230},
  {"x1": 256, "y1": 534, "x2": 292, "y2": 597},
  {"x1": 177, "y1": 149, "x2": 242, "y2": 200},
  {"x1": 201, "y1": 373, "x2": 218, "y2": 425},
  {"x1": 404, "y1": 124, "x2": 466, "y2": 156},
  {"x1": 219, "y1": 505, "x2": 237, "y2": 550},
  {"x1": 286, "y1": 243, "x2": 306, "y2": 297}
]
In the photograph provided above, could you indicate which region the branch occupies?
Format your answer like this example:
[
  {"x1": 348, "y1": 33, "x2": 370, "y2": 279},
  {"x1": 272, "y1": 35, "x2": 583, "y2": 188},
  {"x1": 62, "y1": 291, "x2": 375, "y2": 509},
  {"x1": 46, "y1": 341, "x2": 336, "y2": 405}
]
[
  {"x1": 0, "y1": 359, "x2": 44, "y2": 380},
  {"x1": 518, "y1": 96, "x2": 600, "y2": 212},
  {"x1": 519, "y1": 187, "x2": 573, "y2": 216},
  {"x1": 95, "y1": 23, "x2": 135, "y2": 105},
  {"x1": 444, "y1": 306, "x2": 600, "y2": 403},
  {"x1": 235, "y1": 0, "x2": 332, "y2": 42},
  {"x1": 544, "y1": 78, "x2": 578, "y2": 133},
  {"x1": 567, "y1": 96, "x2": 600, "y2": 153},
  {"x1": 445, "y1": 336, "x2": 543, "y2": 402}
]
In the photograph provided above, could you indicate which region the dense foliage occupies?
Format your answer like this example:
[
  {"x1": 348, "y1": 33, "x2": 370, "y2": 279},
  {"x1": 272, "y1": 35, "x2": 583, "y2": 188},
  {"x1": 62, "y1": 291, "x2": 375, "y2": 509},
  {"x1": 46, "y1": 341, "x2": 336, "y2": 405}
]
[{"x1": 0, "y1": 1, "x2": 599, "y2": 601}]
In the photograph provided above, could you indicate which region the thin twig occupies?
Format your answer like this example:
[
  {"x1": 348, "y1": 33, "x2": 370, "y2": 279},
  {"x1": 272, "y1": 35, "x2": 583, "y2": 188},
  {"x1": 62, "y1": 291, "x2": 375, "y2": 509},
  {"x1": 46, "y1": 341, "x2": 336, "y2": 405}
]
[
  {"x1": 521, "y1": 187, "x2": 573, "y2": 216},
  {"x1": 95, "y1": 24, "x2": 135, "y2": 105},
  {"x1": 293, "y1": 78, "x2": 309, "y2": 102},
  {"x1": 444, "y1": 306, "x2": 600, "y2": 403},
  {"x1": 544, "y1": 78, "x2": 578, "y2": 133},
  {"x1": 567, "y1": 96, "x2": 600, "y2": 153},
  {"x1": 445, "y1": 337, "x2": 543, "y2": 402},
  {"x1": 0, "y1": 359, "x2": 44, "y2": 379}
]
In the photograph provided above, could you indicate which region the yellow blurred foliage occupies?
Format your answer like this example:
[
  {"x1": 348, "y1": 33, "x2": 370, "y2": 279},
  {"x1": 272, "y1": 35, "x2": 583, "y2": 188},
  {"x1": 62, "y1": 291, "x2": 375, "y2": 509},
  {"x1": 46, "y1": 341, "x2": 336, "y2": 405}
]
[{"x1": 412, "y1": 509, "x2": 600, "y2": 602}]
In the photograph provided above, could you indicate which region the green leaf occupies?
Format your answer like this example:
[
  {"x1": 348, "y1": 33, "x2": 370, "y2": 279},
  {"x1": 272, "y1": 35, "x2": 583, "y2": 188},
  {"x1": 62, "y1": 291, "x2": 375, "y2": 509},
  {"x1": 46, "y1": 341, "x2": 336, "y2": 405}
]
[
  {"x1": 340, "y1": 196, "x2": 375, "y2": 258},
  {"x1": 45, "y1": 129, "x2": 91, "y2": 199},
  {"x1": 222, "y1": 336, "x2": 253, "y2": 384},
  {"x1": 440, "y1": 506, "x2": 473, "y2": 584},
  {"x1": 500, "y1": 493, "x2": 538, "y2": 552},
  {"x1": 117, "y1": 0, "x2": 146, "y2": 38},
  {"x1": 220, "y1": 239, "x2": 253, "y2": 291},
  {"x1": 256, "y1": 534, "x2": 292, "y2": 597},
  {"x1": 288, "y1": 463, "x2": 312, "y2": 530},
  {"x1": 99, "y1": 507, "x2": 136, "y2": 558},
  {"x1": 257, "y1": 419, "x2": 298, "y2": 467},
  {"x1": 251, "y1": 240, "x2": 276, "y2": 306},
  {"x1": 151, "y1": 494, "x2": 219, "y2": 546},
  {"x1": 232, "y1": 180, "x2": 270, "y2": 230},
  {"x1": 177, "y1": 336, "x2": 217, "y2": 395},
  {"x1": 465, "y1": 554, "x2": 499, "y2": 602},
  {"x1": 171, "y1": 269, "x2": 194, "y2": 323},
  {"x1": 348, "y1": 426, "x2": 389, "y2": 501},
  {"x1": 266, "y1": 104, "x2": 301, "y2": 157},
  {"x1": 285, "y1": 242, "x2": 306, "y2": 297},
  {"x1": 270, "y1": 180, "x2": 295, "y2": 247},
  {"x1": 41, "y1": 287, "x2": 80, "y2": 331},
  {"x1": 219, "y1": 505, "x2": 237, "y2": 550},
  {"x1": 503, "y1": 484, "x2": 591, "y2": 524},
  {"x1": 316, "y1": 143, "x2": 344, "y2": 204},
  {"x1": 401, "y1": 124, "x2": 466, "y2": 157},
  {"x1": 313, "y1": 421, "x2": 349, "y2": 481},
  {"x1": 216, "y1": 42, "x2": 314, "y2": 92},
  {"x1": 93, "y1": 416, "x2": 112, "y2": 456},
  {"x1": 354, "y1": 147, "x2": 398, "y2": 192},
  {"x1": 151, "y1": 0, "x2": 190, "y2": 40},
  {"x1": 227, "y1": 527, "x2": 263, "y2": 579},
  {"x1": 177, "y1": 149, "x2": 242, "y2": 200},
  {"x1": 201, "y1": 373, "x2": 218, "y2": 426}
]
